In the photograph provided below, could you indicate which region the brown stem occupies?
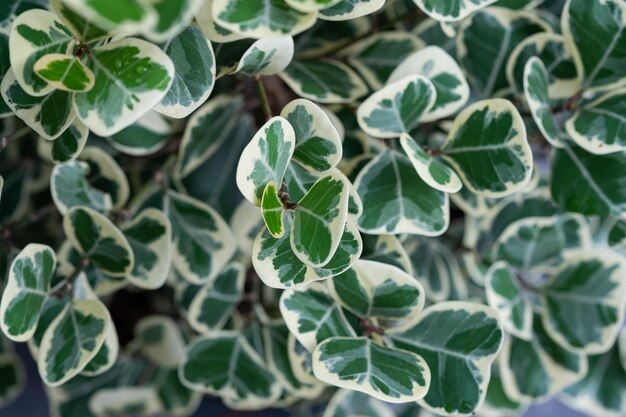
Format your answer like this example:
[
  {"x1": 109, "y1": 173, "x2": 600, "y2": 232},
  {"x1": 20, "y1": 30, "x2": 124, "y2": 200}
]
[{"x1": 360, "y1": 318, "x2": 385, "y2": 337}]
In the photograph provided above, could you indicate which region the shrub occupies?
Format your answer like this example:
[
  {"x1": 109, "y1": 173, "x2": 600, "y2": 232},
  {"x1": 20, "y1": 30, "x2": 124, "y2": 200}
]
[{"x1": 1, "y1": 0, "x2": 625, "y2": 416}]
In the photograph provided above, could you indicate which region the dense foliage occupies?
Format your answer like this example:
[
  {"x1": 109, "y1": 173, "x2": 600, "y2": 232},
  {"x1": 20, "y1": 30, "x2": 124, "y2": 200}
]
[{"x1": 1, "y1": 0, "x2": 626, "y2": 416}]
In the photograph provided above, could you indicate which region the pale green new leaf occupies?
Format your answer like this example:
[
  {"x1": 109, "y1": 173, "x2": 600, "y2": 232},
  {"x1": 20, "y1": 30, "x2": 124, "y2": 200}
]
[
  {"x1": 291, "y1": 172, "x2": 350, "y2": 267},
  {"x1": 541, "y1": 250, "x2": 626, "y2": 354},
  {"x1": 236, "y1": 36, "x2": 294, "y2": 76},
  {"x1": 388, "y1": 46, "x2": 470, "y2": 122},
  {"x1": 122, "y1": 208, "x2": 171, "y2": 290},
  {"x1": 34, "y1": 53, "x2": 94, "y2": 93},
  {"x1": 442, "y1": 99, "x2": 533, "y2": 197},
  {"x1": 357, "y1": 75, "x2": 436, "y2": 138},
  {"x1": 261, "y1": 181, "x2": 285, "y2": 238},
  {"x1": 167, "y1": 190, "x2": 236, "y2": 285},
  {"x1": 280, "y1": 282, "x2": 356, "y2": 351},
  {"x1": 38, "y1": 299, "x2": 110, "y2": 386},
  {"x1": 63, "y1": 206, "x2": 134, "y2": 277},
  {"x1": 236, "y1": 116, "x2": 295, "y2": 205},
  {"x1": 313, "y1": 337, "x2": 430, "y2": 403},
  {"x1": 354, "y1": 150, "x2": 449, "y2": 236},
  {"x1": 391, "y1": 302, "x2": 504, "y2": 415},
  {"x1": 212, "y1": 0, "x2": 316, "y2": 38},
  {"x1": 0, "y1": 244, "x2": 55, "y2": 342},
  {"x1": 73, "y1": 37, "x2": 174, "y2": 136},
  {"x1": 8, "y1": 9, "x2": 74, "y2": 96},
  {"x1": 281, "y1": 98, "x2": 342, "y2": 172}
]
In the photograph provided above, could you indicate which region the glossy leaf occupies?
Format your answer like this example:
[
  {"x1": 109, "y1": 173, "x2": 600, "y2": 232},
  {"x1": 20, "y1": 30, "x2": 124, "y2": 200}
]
[
  {"x1": 261, "y1": 181, "x2": 285, "y2": 239},
  {"x1": 236, "y1": 36, "x2": 294, "y2": 76}
]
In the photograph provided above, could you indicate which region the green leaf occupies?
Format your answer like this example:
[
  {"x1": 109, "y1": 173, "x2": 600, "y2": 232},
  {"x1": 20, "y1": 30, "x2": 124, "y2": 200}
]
[
  {"x1": 51, "y1": 160, "x2": 112, "y2": 215},
  {"x1": 38, "y1": 121, "x2": 88, "y2": 164},
  {"x1": 341, "y1": 31, "x2": 423, "y2": 89},
  {"x1": 236, "y1": 116, "x2": 295, "y2": 205},
  {"x1": 280, "y1": 282, "x2": 356, "y2": 351},
  {"x1": 400, "y1": 133, "x2": 462, "y2": 193},
  {"x1": 34, "y1": 53, "x2": 94, "y2": 93},
  {"x1": 134, "y1": 315, "x2": 185, "y2": 368},
  {"x1": 73, "y1": 37, "x2": 174, "y2": 136},
  {"x1": 291, "y1": 172, "x2": 350, "y2": 267},
  {"x1": 499, "y1": 315, "x2": 588, "y2": 402},
  {"x1": 144, "y1": 0, "x2": 204, "y2": 42},
  {"x1": 319, "y1": 0, "x2": 385, "y2": 20},
  {"x1": 81, "y1": 319, "x2": 118, "y2": 377},
  {"x1": 457, "y1": 7, "x2": 549, "y2": 97},
  {"x1": 563, "y1": 0, "x2": 626, "y2": 89},
  {"x1": 566, "y1": 87, "x2": 626, "y2": 154},
  {"x1": 329, "y1": 259, "x2": 424, "y2": 331},
  {"x1": 313, "y1": 337, "x2": 430, "y2": 402},
  {"x1": 524, "y1": 57, "x2": 564, "y2": 148},
  {"x1": 550, "y1": 143, "x2": 626, "y2": 216},
  {"x1": 389, "y1": 46, "x2": 470, "y2": 122},
  {"x1": 508, "y1": 33, "x2": 579, "y2": 99},
  {"x1": 106, "y1": 111, "x2": 170, "y2": 156},
  {"x1": 485, "y1": 262, "x2": 532, "y2": 340},
  {"x1": 213, "y1": 0, "x2": 316, "y2": 38},
  {"x1": 281, "y1": 98, "x2": 342, "y2": 172},
  {"x1": 480, "y1": 370, "x2": 525, "y2": 417},
  {"x1": 63, "y1": 206, "x2": 134, "y2": 277},
  {"x1": 37, "y1": 299, "x2": 110, "y2": 386},
  {"x1": 253, "y1": 216, "x2": 362, "y2": 289},
  {"x1": 361, "y1": 234, "x2": 412, "y2": 274},
  {"x1": 357, "y1": 75, "x2": 436, "y2": 138},
  {"x1": 562, "y1": 347, "x2": 626, "y2": 417},
  {"x1": 541, "y1": 249, "x2": 626, "y2": 354},
  {"x1": 493, "y1": 214, "x2": 591, "y2": 271},
  {"x1": 176, "y1": 94, "x2": 243, "y2": 178},
  {"x1": 280, "y1": 59, "x2": 368, "y2": 103},
  {"x1": 442, "y1": 99, "x2": 533, "y2": 197},
  {"x1": 167, "y1": 190, "x2": 237, "y2": 285},
  {"x1": 187, "y1": 262, "x2": 244, "y2": 333},
  {"x1": 1, "y1": 69, "x2": 75, "y2": 140},
  {"x1": 50, "y1": 0, "x2": 110, "y2": 43},
  {"x1": 62, "y1": 0, "x2": 156, "y2": 33},
  {"x1": 8, "y1": 9, "x2": 74, "y2": 96},
  {"x1": 286, "y1": 0, "x2": 342, "y2": 12},
  {"x1": 391, "y1": 302, "x2": 504, "y2": 415},
  {"x1": 261, "y1": 181, "x2": 285, "y2": 238},
  {"x1": 354, "y1": 150, "x2": 449, "y2": 235},
  {"x1": 122, "y1": 208, "x2": 171, "y2": 290},
  {"x1": 323, "y1": 389, "x2": 394, "y2": 417},
  {"x1": 413, "y1": 0, "x2": 498, "y2": 21},
  {"x1": 155, "y1": 25, "x2": 216, "y2": 119},
  {"x1": 80, "y1": 146, "x2": 129, "y2": 210},
  {"x1": 0, "y1": 244, "x2": 55, "y2": 342},
  {"x1": 236, "y1": 36, "x2": 294, "y2": 76},
  {"x1": 179, "y1": 331, "x2": 281, "y2": 409},
  {"x1": 195, "y1": 0, "x2": 245, "y2": 43}
]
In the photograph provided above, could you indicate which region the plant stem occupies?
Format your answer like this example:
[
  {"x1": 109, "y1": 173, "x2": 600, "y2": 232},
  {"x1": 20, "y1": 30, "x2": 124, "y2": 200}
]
[{"x1": 255, "y1": 76, "x2": 273, "y2": 120}]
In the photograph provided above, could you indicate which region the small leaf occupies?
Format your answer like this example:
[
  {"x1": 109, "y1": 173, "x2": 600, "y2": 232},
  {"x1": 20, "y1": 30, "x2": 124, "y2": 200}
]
[
  {"x1": 261, "y1": 181, "x2": 285, "y2": 238},
  {"x1": 291, "y1": 172, "x2": 350, "y2": 267},
  {"x1": 179, "y1": 331, "x2": 281, "y2": 409},
  {"x1": 37, "y1": 299, "x2": 110, "y2": 386},
  {"x1": 80, "y1": 146, "x2": 130, "y2": 210},
  {"x1": 213, "y1": 0, "x2": 317, "y2": 38},
  {"x1": 281, "y1": 98, "x2": 342, "y2": 172},
  {"x1": 280, "y1": 282, "x2": 356, "y2": 351},
  {"x1": 442, "y1": 99, "x2": 533, "y2": 197},
  {"x1": 236, "y1": 36, "x2": 294, "y2": 76},
  {"x1": 135, "y1": 315, "x2": 185, "y2": 368},
  {"x1": 280, "y1": 59, "x2": 368, "y2": 103},
  {"x1": 357, "y1": 75, "x2": 436, "y2": 138},
  {"x1": 236, "y1": 116, "x2": 295, "y2": 205},
  {"x1": 34, "y1": 53, "x2": 94, "y2": 92},
  {"x1": 413, "y1": 0, "x2": 497, "y2": 22},
  {"x1": 63, "y1": 206, "x2": 134, "y2": 277},
  {"x1": 51, "y1": 161, "x2": 112, "y2": 215},
  {"x1": 0, "y1": 244, "x2": 56, "y2": 342},
  {"x1": 38, "y1": 121, "x2": 88, "y2": 164},
  {"x1": 329, "y1": 259, "x2": 424, "y2": 331},
  {"x1": 388, "y1": 46, "x2": 470, "y2": 122},
  {"x1": 485, "y1": 262, "x2": 532, "y2": 340},
  {"x1": 541, "y1": 249, "x2": 626, "y2": 354},
  {"x1": 566, "y1": 87, "x2": 626, "y2": 155},
  {"x1": 391, "y1": 302, "x2": 504, "y2": 415},
  {"x1": 8, "y1": 9, "x2": 74, "y2": 96},
  {"x1": 167, "y1": 190, "x2": 237, "y2": 285},
  {"x1": 360, "y1": 234, "x2": 412, "y2": 274},
  {"x1": 313, "y1": 337, "x2": 430, "y2": 403},
  {"x1": 73, "y1": 37, "x2": 174, "y2": 136},
  {"x1": 107, "y1": 111, "x2": 171, "y2": 156},
  {"x1": 122, "y1": 208, "x2": 171, "y2": 290},
  {"x1": 400, "y1": 133, "x2": 462, "y2": 193}
]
